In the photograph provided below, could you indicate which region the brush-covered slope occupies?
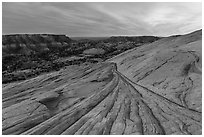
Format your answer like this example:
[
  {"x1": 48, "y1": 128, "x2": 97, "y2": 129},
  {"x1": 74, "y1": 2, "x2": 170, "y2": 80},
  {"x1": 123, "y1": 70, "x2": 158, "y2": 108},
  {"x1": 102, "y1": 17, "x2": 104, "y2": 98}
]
[
  {"x1": 2, "y1": 30, "x2": 202, "y2": 135},
  {"x1": 2, "y1": 34, "x2": 72, "y2": 56},
  {"x1": 2, "y1": 34, "x2": 160, "y2": 84},
  {"x1": 104, "y1": 36, "x2": 161, "y2": 43}
]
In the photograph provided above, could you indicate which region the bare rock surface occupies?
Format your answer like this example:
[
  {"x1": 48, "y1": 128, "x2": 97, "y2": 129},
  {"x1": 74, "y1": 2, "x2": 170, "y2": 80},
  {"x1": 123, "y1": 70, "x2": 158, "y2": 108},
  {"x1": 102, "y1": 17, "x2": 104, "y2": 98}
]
[
  {"x1": 83, "y1": 48, "x2": 105, "y2": 55},
  {"x1": 2, "y1": 30, "x2": 202, "y2": 135}
]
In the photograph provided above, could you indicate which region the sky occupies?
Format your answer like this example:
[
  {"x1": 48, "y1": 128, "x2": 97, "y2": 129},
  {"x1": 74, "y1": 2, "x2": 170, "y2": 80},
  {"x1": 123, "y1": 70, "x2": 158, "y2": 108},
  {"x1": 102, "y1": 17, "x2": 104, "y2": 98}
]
[{"x1": 2, "y1": 2, "x2": 202, "y2": 37}]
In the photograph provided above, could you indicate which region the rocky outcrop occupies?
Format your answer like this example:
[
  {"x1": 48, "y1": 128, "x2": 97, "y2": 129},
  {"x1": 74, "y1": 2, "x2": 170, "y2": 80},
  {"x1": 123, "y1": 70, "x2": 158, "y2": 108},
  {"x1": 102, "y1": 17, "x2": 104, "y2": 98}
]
[
  {"x1": 2, "y1": 62, "x2": 201, "y2": 134},
  {"x1": 83, "y1": 48, "x2": 105, "y2": 55},
  {"x1": 2, "y1": 30, "x2": 202, "y2": 135},
  {"x1": 109, "y1": 30, "x2": 202, "y2": 112}
]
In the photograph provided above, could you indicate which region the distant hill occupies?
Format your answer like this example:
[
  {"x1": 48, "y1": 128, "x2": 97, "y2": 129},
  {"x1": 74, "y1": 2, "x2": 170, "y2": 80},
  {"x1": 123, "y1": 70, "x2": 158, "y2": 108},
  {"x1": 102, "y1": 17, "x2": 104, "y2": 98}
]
[
  {"x1": 103, "y1": 36, "x2": 161, "y2": 43},
  {"x1": 70, "y1": 37, "x2": 109, "y2": 41},
  {"x1": 70, "y1": 36, "x2": 161, "y2": 43}
]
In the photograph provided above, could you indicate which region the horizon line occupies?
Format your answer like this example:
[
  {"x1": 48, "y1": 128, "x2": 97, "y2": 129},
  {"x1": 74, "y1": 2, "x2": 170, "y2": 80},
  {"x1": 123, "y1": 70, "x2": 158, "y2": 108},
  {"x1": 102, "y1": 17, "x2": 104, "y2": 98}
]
[{"x1": 2, "y1": 29, "x2": 202, "y2": 38}]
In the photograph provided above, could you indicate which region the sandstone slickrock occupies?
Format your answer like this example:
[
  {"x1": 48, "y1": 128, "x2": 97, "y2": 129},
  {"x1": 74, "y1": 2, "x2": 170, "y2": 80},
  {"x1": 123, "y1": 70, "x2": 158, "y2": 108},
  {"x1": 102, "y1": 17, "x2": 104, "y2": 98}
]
[
  {"x1": 2, "y1": 30, "x2": 202, "y2": 135},
  {"x1": 83, "y1": 48, "x2": 106, "y2": 55}
]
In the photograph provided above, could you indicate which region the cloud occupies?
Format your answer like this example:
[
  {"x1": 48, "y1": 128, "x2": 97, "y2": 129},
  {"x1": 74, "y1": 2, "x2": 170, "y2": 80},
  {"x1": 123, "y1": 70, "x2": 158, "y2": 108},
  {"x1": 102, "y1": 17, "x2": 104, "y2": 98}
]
[{"x1": 2, "y1": 2, "x2": 202, "y2": 36}]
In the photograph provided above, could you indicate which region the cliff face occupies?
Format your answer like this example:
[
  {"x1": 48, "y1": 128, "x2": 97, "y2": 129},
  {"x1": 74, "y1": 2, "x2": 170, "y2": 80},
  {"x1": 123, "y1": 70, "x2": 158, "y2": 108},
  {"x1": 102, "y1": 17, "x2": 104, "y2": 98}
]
[
  {"x1": 2, "y1": 34, "x2": 72, "y2": 56},
  {"x1": 2, "y1": 30, "x2": 202, "y2": 135}
]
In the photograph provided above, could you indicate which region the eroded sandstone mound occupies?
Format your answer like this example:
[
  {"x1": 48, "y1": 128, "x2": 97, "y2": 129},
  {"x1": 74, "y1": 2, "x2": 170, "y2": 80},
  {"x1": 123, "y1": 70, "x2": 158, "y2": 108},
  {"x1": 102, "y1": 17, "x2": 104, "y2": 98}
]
[
  {"x1": 83, "y1": 48, "x2": 106, "y2": 55},
  {"x1": 2, "y1": 30, "x2": 202, "y2": 135}
]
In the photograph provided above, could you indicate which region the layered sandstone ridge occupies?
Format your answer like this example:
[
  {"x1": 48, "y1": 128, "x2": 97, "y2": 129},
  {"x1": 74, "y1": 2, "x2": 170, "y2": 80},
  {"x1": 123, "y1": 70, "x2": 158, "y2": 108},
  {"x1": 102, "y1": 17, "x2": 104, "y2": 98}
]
[{"x1": 2, "y1": 30, "x2": 202, "y2": 135}]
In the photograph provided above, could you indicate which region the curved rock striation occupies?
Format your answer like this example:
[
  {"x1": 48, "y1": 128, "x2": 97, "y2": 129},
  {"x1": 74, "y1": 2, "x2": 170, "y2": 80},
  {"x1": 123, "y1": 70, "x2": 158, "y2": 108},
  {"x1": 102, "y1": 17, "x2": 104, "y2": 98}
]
[{"x1": 2, "y1": 30, "x2": 202, "y2": 135}]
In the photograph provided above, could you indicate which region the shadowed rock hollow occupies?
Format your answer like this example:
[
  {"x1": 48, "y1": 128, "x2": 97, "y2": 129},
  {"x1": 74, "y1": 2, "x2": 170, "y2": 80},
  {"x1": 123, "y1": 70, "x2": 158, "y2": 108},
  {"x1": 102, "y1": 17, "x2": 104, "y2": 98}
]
[{"x1": 2, "y1": 30, "x2": 202, "y2": 135}]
